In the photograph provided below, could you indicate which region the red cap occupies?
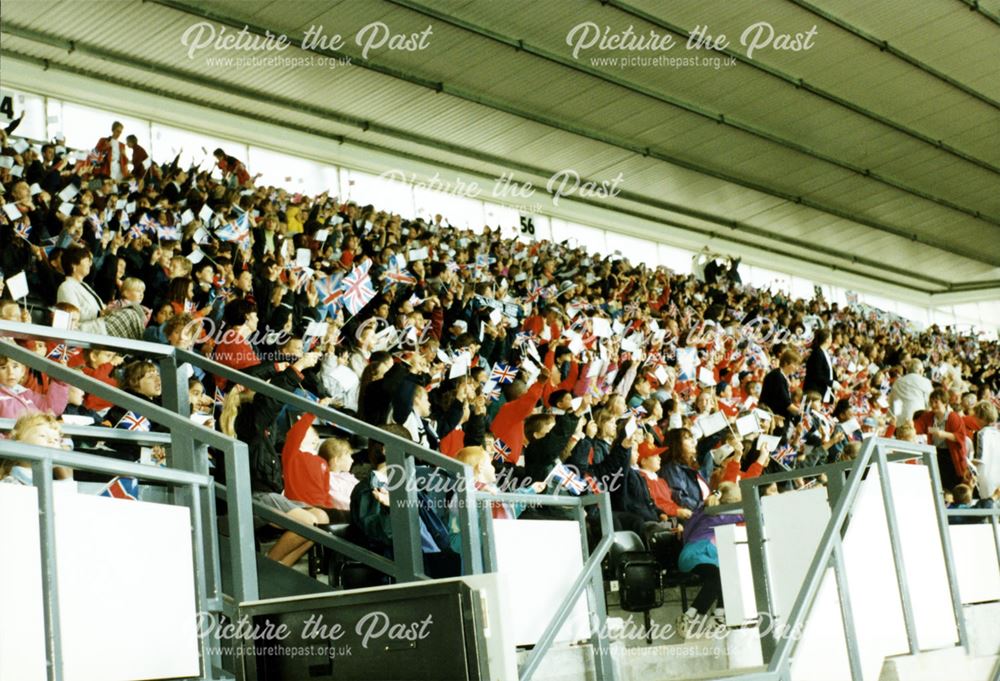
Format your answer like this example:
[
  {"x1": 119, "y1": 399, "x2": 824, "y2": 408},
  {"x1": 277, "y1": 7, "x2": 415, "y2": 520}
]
[{"x1": 638, "y1": 441, "x2": 667, "y2": 460}]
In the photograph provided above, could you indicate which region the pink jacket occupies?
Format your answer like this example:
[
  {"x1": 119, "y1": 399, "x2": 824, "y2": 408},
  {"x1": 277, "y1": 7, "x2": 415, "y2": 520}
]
[{"x1": 0, "y1": 382, "x2": 70, "y2": 419}]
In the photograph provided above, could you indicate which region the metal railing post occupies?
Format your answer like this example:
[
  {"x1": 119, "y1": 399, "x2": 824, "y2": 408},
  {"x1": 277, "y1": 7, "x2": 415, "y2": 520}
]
[
  {"x1": 32, "y1": 458, "x2": 64, "y2": 681},
  {"x1": 919, "y1": 446, "x2": 970, "y2": 652},
  {"x1": 456, "y1": 467, "x2": 484, "y2": 575},
  {"x1": 874, "y1": 443, "x2": 920, "y2": 654},
  {"x1": 580, "y1": 494, "x2": 614, "y2": 681},
  {"x1": 223, "y1": 440, "x2": 259, "y2": 603},
  {"x1": 384, "y1": 445, "x2": 424, "y2": 582},
  {"x1": 480, "y1": 499, "x2": 497, "y2": 573},
  {"x1": 741, "y1": 477, "x2": 778, "y2": 659},
  {"x1": 831, "y1": 535, "x2": 863, "y2": 681}
]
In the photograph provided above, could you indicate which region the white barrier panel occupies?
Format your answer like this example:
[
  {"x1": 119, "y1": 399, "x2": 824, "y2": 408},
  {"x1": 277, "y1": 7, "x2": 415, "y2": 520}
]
[
  {"x1": 491, "y1": 519, "x2": 591, "y2": 646},
  {"x1": 0, "y1": 485, "x2": 201, "y2": 681},
  {"x1": 950, "y1": 524, "x2": 1000, "y2": 604},
  {"x1": 715, "y1": 524, "x2": 757, "y2": 627},
  {"x1": 762, "y1": 486, "x2": 831, "y2": 623},
  {"x1": 0, "y1": 484, "x2": 48, "y2": 681}
]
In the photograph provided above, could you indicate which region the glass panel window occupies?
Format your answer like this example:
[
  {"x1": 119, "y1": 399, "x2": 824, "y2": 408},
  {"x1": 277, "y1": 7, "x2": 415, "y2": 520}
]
[{"x1": 0, "y1": 88, "x2": 47, "y2": 141}]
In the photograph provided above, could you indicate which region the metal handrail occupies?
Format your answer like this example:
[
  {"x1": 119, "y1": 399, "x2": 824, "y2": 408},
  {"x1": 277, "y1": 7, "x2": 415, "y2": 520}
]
[{"x1": 174, "y1": 346, "x2": 485, "y2": 581}]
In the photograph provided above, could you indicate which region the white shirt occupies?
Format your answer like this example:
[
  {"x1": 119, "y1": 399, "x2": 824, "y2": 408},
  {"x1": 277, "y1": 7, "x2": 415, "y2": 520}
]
[{"x1": 109, "y1": 137, "x2": 122, "y2": 180}]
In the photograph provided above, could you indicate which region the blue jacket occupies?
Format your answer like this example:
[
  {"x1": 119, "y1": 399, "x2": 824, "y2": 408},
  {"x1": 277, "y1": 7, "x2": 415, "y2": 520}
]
[{"x1": 660, "y1": 462, "x2": 708, "y2": 511}]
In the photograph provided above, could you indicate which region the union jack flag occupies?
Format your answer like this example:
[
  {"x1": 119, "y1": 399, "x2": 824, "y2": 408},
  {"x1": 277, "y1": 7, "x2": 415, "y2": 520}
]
[
  {"x1": 14, "y1": 221, "x2": 31, "y2": 241},
  {"x1": 100, "y1": 476, "x2": 139, "y2": 501},
  {"x1": 547, "y1": 461, "x2": 588, "y2": 495},
  {"x1": 315, "y1": 273, "x2": 344, "y2": 320},
  {"x1": 287, "y1": 267, "x2": 310, "y2": 293},
  {"x1": 216, "y1": 212, "x2": 250, "y2": 243},
  {"x1": 214, "y1": 386, "x2": 226, "y2": 409},
  {"x1": 339, "y1": 260, "x2": 376, "y2": 316},
  {"x1": 628, "y1": 405, "x2": 648, "y2": 419},
  {"x1": 116, "y1": 410, "x2": 151, "y2": 432},
  {"x1": 383, "y1": 268, "x2": 417, "y2": 288},
  {"x1": 138, "y1": 212, "x2": 160, "y2": 235},
  {"x1": 492, "y1": 438, "x2": 512, "y2": 463},
  {"x1": 490, "y1": 362, "x2": 517, "y2": 385},
  {"x1": 128, "y1": 222, "x2": 144, "y2": 241},
  {"x1": 513, "y1": 331, "x2": 533, "y2": 348},
  {"x1": 157, "y1": 223, "x2": 180, "y2": 241},
  {"x1": 46, "y1": 343, "x2": 69, "y2": 362}
]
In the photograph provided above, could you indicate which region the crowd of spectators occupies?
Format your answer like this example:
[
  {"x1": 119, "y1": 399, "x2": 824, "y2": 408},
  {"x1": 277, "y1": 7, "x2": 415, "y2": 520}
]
[{"x1": 2, "y1": 120, "x2": 999, "y2": 636}]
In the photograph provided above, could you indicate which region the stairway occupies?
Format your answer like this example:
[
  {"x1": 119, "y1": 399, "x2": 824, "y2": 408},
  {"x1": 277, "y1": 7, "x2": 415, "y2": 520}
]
[{"x1": 879, "y1": 602, "x2": 1000, "y2": 681}]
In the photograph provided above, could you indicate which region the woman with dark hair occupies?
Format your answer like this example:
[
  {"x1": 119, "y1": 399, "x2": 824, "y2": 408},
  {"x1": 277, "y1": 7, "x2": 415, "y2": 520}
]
[
  {"x1": 660, "y1": 427, "x2": 713, "y2": 511},
  {"x1": 57, "y1": 245, "x2": 145, "y2": 338},
  {"x1": 165, "y1": 276, "x2": 203, "y2": 317},
  {"x1": 103, "y1": 360, "x2": 168, "y2": 463}
]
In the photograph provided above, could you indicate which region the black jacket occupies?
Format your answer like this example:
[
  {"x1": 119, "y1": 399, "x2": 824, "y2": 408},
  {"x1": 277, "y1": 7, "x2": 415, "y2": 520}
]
[
  {"x1": 803, "y1": 348, "x2": 834, "y2": 398},
  {"x1": 760, "y1": 368, "x2": 793, "y2": 419}
]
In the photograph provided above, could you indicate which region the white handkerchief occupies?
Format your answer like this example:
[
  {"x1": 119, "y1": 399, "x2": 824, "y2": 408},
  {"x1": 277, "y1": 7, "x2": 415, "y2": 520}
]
[
  {"x1": 199, "y1": 204, "x2": 214, "y2": 223},
  {"x1": 2, "y1": 203, "x2": 21, "y2": 220},
  {"x1": 58, "y1": 184, "x2": 79, "y2": 201},
  {"x1": 735, "y1": 414, "x2": 760, "y2": 437},
  {"x1": 839, "y1": 417, "x2": 861, "y2": 437},
  {"x1": 697, "y1": 411, "x2": 728, "y2": 437},
  {"x1": 7, "y1": 271, "x2": 29, "y2": 300},
  {"x1": 29, "y1": 183, "x2": 42, "y2": 196},
  {"x1": 591, "y1": 317, "x2": 612, "y2": 338},
  {"x1": 757, "y1": 434, "x2": 781, "y2": 453},
  {"x1": 58, "y1": 202, "x2": 75, "y2": 216},
  {"x1": 180, "y1": 209, "x2": 195, "y2": 225}
]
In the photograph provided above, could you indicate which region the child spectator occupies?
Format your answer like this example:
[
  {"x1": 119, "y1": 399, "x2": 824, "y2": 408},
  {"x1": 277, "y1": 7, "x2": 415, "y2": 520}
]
[
  {"x1": 0, "y1": 356, "x2": 69, "y2": 419},
  {"x1": 676, "y1": 481, "x2": 743, "y2": 639}
]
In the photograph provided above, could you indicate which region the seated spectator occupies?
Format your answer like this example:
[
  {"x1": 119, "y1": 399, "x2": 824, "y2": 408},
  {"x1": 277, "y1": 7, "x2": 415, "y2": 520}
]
[
  {"x1": 321, "y1": 437, "x2": 358, "y2": 519},
  {"x1": 0, "y1": 356, "x2": 69, "y2": 419},
  {"x1": 676, "y1": 481, "x2": 743, "y2": 639},
  {"x1": 57, "y1": 245, "x2": 145, "y2": 339},
  {"x1": 660, "y1": 427, "x2": 712, "y2": 511},
  {"x1": 947, "y1": 483, "x2": 998, "y2": 525},
  {"x1": 0, "y1": 413, "x2": 74, "y2": 485}
]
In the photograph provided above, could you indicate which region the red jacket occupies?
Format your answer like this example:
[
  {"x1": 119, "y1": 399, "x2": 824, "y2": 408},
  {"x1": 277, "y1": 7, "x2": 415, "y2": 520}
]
[
  {"x1": 641, "y1": 470, "x2": 679, "y2": 516},
  {"x1": 281, "y1": 413, "x2": 332, "y2": 508},
  {"x1": 914, "y1": 410, "x2": 969, "y2": 481},
  {"x1": 490, "y1": 379, "x2": 545, "y2": 463},
  {"x1": 82, "y1": 362, "x2": 119, "y2": 412},
  {"x1": 95, "y1": 136, "x2": 129, "y2": 178},
  {"x1": 213, "y1": 332, "x2": 260, "y2": 388}
]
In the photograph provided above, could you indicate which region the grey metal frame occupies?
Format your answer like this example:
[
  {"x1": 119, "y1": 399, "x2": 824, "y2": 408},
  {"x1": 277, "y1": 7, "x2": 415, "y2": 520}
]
[
  {"x1": 720, "y1": 438, "x2": 971, "y2": 681},
  {"x1": 0, "y1": 320, "x2": 618, "y2": 681}
]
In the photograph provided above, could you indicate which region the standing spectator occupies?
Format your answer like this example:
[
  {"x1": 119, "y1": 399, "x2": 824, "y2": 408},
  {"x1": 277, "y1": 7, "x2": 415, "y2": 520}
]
[
  {"x1": 803, "y1": 328, "x2": 836, "y2": 401},
  {"x1": 126, "y1": 134, "x2": 148, "y2": 181},
  {"x1": 914, "y1": 388, "x2": 969, "y2": 488},
  {"x1": 94, "y1": 121, "x2": 128, "y2": 180},
  {"x1": 213, "y1": 148, "x2": 252, "y2": 188},
  {"x1": 889, "y1": 359, "x2": 933, "y2": 422}
]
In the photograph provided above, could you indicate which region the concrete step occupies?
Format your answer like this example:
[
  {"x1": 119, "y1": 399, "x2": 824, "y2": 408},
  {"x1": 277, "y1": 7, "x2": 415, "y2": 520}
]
[
  {"x1": 964, "y1": 601, "x2": 1000, "y2": 658},
  {"x1": 879, "y1": 646, "x2": 999, "y2": 681},
  {"x1": 521, "y1": 625, "x2": 764, "y2": 681}
]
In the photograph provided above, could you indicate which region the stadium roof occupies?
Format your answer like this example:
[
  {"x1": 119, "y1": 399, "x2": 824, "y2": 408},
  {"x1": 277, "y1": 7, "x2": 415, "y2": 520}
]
[{"x1": 2, "y1": 0, "x2": 999, "y2": 296}]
